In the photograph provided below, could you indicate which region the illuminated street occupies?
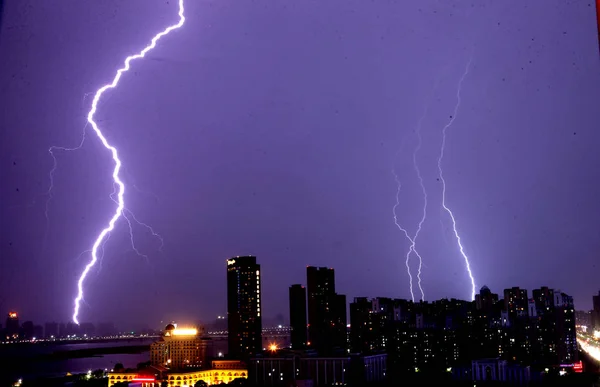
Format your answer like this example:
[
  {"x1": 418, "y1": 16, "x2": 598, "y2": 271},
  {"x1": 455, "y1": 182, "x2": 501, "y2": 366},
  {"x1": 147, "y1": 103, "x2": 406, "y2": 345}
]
[{"x1": 577, "y1": 329, "x2": 600, "y2": 363}]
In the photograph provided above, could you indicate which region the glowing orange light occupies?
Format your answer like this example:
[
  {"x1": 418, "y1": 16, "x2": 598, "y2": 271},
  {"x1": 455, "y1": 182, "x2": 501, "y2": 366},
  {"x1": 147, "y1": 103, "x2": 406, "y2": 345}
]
[
  {"x1": 269, "y1": 343, "x2": 278, "y2": 351},
  {"x1": 172, "y1": 328, "x2": 198, "y2": 336},
  {"x1": 133, "y1": 377, "x2": 155, "y2": 382},
  {"x1": 8, "y1": 312, "x2": 17, "y2": 318}
]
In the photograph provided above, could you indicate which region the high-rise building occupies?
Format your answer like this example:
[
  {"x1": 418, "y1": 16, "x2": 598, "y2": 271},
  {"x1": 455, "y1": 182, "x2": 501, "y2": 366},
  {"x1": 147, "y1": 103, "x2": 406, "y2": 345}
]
[
  {"x1": 553, "y1": 291, "x2": 577, "y2": 364},
  {"x1": 350, "y1": 297, "x2": 394, "y2": 354},
  {"x1": 5, "y1": 312, "x2": 19, "y2": 339},
  {"x1": 289, "y1": 284, "x2": 307, "y2": 349},
  {"x1": 475, "y1": 285, "x2": 498, "y2": 313},
  {"x1": 227, "y1": 256, "x2": 262, "y2": 357},
  {"x1": 503, "y1": 287, "x2": 528, "y2": 323},
  {"x1": 306, "y1": 266, "x2": 347, "y2": 353},
  {"x1": 592, "y1": 290, "x2": 600, "y2": 332},
  {"x1": 150, "y1": 324, "x2": 212, "y2": 370},
  {"x1": 21, "y1": 321, "x2": 34, "y2": 340},
  {"x1": 44, "y1": 322, "x2": 59, "y2": 338}
]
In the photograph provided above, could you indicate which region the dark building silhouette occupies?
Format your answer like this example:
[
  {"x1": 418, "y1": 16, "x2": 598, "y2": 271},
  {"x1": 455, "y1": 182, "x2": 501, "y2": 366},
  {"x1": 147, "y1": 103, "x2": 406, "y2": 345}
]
[
  {"x1": 350, "y1": 297, "x2": 394, "y2": 354},
  {"x1": 504, "y1": 287, "x2": 528, "y2": 323},
  {"x1": 349, "y1": 286, "x2": 578, "y2": 384},
  {"x1": 21, "y1": 321, "x2": 34, "y2": 340},
  {"x1": 97, "y1": 322, "x2": 117, "y2": 337},
  {"x1": 44, "y1": 322, "x2": 59, "y2": 338},
  {"x1": 553, "y1": 291, "x2": 577, "y2": 364},
  {"x1": 33, "y1": 325, "x2": 43, "y2": 339},
  {"x1": 79, "y1": 322, "x2": 96, "y2": 337},
  {"x1": 475, "y1": 285, "x2": 498, "y2": 313},
  {"x1": 306, "y1": 266, "x2": 347, "y2": 354},
  {"x1": 592, "y1": 290, "x2": 600, "y2": 332},
  {"x1": 288, "y1": 284, "x2": 307, "y2": 349},
  {"x1": 227, "y1": 256, "x2": 262, "y2": 357},
  {"x1": 5, "y1": 312, "x2": 19, "y2": 338}
]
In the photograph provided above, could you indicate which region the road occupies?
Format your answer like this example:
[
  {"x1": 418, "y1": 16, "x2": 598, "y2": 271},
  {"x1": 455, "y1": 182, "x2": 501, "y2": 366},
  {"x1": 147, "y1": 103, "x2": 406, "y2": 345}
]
[{"x1": 577, "y1": 330, "x2": 600, "y2": 363}]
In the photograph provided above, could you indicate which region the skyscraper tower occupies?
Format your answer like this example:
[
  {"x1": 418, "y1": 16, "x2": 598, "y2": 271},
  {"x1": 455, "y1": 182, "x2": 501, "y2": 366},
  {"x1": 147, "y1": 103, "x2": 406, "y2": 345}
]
[
  {"x1": 592, "y1": 290, "x2": 600, "y2": 332},
  {"x1": 289, "y1": 284, "x2": 307, "y2": 349},
  {"x1": 5, "y1": 312, "x2": 19, "y2": 339},
  {"x1": 306, "y1": 266, "x2": 347, "y2": 354},
  {"x1": 227, "y1": 256, "x2": 262, "y2": 357}
]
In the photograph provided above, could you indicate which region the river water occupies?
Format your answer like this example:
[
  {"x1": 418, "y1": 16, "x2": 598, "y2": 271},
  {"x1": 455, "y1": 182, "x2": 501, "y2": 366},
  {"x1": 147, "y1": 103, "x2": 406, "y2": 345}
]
[{"x1": 0, "y1": 340, "x2": 153, "y2": 382}]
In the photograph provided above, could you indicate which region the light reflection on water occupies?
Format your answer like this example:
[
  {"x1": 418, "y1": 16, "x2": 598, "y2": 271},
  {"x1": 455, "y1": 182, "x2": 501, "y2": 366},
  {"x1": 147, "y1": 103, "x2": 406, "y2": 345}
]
[
  {"x1": 21, "y1": 351, "x2": 150, "y2": 379},
  {"x1": 0, "y1": 340, "x2": 153, "y2": 382}
]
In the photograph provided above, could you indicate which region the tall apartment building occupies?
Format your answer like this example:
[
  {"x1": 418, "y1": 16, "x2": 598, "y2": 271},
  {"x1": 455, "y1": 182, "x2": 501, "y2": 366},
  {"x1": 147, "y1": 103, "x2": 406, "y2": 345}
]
[
  {"x1": 349, "y1": 285, "x2": 578, "y2": 379},
  {"x1": 306, "y1": 266, "x2": 347, "y2": 354},
  {"x1": 504, "y1": 287, "x2": 529, "y2": 323},
  {"x1": 227, "y1": 256, "x2": 262, "y2": 357},
  {"x1": 4, "y1": 312, "x2": 19, "y2": 339},
  {"x1": 592, "y1": 290, "x2": 600, "y2": 332},
  {"x1": 289, "y1": 284, "x2": 307, "y2": 349}
]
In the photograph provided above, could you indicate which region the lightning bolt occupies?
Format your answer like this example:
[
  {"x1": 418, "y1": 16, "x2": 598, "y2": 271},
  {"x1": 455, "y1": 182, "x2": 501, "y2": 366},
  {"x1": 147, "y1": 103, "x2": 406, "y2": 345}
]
[
  {"x1": 392, "y1": 106, "x2": 429, "y2": 302},
  {"x1": 437, "y1": 56, "x2": 477, "y2": 301},
  {"x1": 392, "y1": 70, "x2": 450, "y2": 302},
  {"x1": 43, "y1": 125, "x2": 88, "y2": 253},
  {"x1": 72, "y1": 0, "x2": 185, "y2": 324},
  {"x1": 392, "y1": 172, "x2": 423, "y2": 302}
]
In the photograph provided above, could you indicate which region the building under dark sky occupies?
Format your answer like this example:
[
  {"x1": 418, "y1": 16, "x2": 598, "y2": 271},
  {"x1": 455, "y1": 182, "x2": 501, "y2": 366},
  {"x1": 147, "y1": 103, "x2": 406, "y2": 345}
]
[
  {"x1": 592, "y1": 290, "x2": 600, "y2": 332},
  {"x1": 1, "y1": 0, "x2": 599, "y2": 328},
  {"x1": 226, "y1": 256, "x2": 262, "y2": 358},
  {"x1": 306, "y1": 266, "x2": 346, "y2": 354},
  {"x1": 289, "y1": 284, "x2": 307, "y2": 349},
  {"x1": 4, "y1": 312, "x2": 18, "y2": 338},
  {"x1": 475, "y1": 285, "x2": 498, "y2": 314},
  {"x1": 504, "y1": 287, "x2": 529, "y2": 322}
]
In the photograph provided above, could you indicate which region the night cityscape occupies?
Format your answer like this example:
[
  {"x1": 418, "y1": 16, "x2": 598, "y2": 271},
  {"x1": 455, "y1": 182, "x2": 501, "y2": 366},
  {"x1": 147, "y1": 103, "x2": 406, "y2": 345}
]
[{"x1": 1, "y1": 0, "x2": 600, "y2": 386}]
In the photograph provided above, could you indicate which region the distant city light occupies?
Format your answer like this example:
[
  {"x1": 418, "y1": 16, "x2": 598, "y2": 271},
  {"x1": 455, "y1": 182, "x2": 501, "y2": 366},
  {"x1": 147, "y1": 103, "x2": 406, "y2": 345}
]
[
  {"x1": 8, "y1": 312, "x2": 17, "y2": 319},
  {"x1": 269, "y1": 343, "x2": 278, "y2": 351}
]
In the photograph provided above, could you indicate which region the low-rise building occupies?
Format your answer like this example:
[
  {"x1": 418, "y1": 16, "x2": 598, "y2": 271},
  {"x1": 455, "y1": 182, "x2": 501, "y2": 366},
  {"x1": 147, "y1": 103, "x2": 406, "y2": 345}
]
[{"x1": 108, "y1": 360, "x2": 247, "y2": 386}]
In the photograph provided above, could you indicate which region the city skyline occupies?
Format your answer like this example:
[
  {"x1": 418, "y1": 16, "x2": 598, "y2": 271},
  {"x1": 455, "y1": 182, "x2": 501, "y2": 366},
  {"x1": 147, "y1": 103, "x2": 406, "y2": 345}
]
[
  {"x1": 2, "y1": 264, "x2": 598, "y2": 335},
  {"x1": 2, "y1": 1, "x2": 600, "y2": 327},
  {"x1": 0, "y1": 252, "x2": 599, "y2": 328}
]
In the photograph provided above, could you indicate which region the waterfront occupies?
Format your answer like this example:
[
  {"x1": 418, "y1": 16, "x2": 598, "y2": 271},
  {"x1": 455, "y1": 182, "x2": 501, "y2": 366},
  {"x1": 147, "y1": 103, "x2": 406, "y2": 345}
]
[{"x1": 0, "y1": 339, "x2": 153, "y2": 382}]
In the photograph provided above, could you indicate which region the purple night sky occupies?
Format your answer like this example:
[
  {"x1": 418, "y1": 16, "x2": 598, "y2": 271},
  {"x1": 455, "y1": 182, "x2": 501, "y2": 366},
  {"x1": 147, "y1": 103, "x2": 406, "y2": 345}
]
[{"x1": 1, "y1": 0, "x2": 599, "y2": 328}]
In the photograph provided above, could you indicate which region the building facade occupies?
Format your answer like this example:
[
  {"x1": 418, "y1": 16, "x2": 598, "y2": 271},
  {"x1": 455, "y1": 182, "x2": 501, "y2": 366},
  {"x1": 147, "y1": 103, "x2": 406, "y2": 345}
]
[
  {"x1": 289, "y1": 284, "x2": 308, "y2": 349},
  {"x1": 4, "y1": 312, "x2": 19, "y2": 339},
  {"x1": 592, "y1": 290, "x2": 600, "y2": 333},
  {"x1": 150, "y1": 324, "x2": 213, "y2": 370},
  {"x1": 249, "y1": 353, "x2": 387, "y2": 386},
  {"x1": 227, "y1": 256, "x2": 262, "y2": 357},
  {"x1": 306, "y1": 266, "x2": 346, "y2": 354},
  {"x1": 348, "y1": 286, "x2": 578, "y2": 384},
  {"x1": 108, "y1": 360, "x2": 247, "y2": 387}
]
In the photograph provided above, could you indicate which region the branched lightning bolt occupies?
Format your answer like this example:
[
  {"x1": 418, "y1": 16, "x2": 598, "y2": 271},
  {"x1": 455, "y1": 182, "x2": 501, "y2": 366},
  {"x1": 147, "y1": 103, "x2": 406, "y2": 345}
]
[
  {"x1": 392, "y1": 107, "x2": 429, "y2": 302},
  {"x1": 392, "y1": 173, "x2": 422, "y2": 302},
  {"x1": 437, "y1": 56, "x2": 477, "y2": 301},
  {"x1": 392, "y1": 71, "x2": 449, "y2": 302},
  {"x1": 410, "y1": 107, "x2": 429, "y2": 301},
  {"x1": 43, "y1": 125, "x2": 88, "y2": 253},
  {"x1": 72, "y1": 0, "x2": 185, "y2": 324}
]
